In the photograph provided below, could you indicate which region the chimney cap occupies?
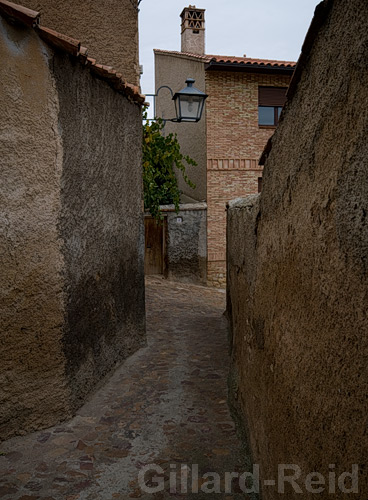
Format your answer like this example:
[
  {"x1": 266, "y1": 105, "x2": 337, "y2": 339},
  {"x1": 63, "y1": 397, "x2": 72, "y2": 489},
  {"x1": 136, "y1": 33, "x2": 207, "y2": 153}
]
[{"x1": 180, "y1": 5, "x2": 205, "y2": 18}]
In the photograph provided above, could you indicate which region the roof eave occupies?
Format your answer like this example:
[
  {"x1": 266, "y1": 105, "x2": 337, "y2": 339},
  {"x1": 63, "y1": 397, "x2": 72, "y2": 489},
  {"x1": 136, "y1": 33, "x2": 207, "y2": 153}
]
[
  {"x1": 205, "y1": 61, "x2": 295, "y2": 75},
  {"x1": 0, "y1": 0, "x2": 145, "y2": 106},
  {"x1": 0, "y1": 0, "x2": 39, "y2": 27},
  {"x1": 154, "y1": 49, "x2": 210, "y2": 62}
]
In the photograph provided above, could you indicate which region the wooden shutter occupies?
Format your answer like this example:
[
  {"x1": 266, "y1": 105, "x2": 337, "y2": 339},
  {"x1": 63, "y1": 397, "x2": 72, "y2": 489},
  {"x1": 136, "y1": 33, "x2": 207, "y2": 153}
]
[{"x1": 258, "y1": 87, "x2": 287, "y2": 106}]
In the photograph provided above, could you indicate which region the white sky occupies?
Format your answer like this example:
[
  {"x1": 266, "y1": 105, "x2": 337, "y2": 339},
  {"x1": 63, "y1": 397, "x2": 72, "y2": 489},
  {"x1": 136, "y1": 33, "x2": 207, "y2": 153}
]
[{"x1": 139, "y1": 0, "x2": 320, "y2": 95}]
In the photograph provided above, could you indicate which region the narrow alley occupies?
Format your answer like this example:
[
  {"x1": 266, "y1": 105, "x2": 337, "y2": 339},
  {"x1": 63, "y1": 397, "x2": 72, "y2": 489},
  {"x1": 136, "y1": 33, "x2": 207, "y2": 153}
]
[{"x1": 0, "y1": 278, "x2": 249, "y2": 499}]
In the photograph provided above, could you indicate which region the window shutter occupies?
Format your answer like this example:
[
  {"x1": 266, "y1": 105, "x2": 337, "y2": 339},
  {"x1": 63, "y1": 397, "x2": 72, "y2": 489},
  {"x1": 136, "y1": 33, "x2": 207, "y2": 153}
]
[{"x1": 258, "y1": 87, "x2": 287, "y2": 106}]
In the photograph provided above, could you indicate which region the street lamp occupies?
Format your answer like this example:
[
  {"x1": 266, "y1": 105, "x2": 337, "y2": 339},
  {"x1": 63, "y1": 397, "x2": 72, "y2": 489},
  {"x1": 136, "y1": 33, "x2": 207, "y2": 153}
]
[
  {"x1": 148, "y1": 78, "x2": 208, "y2": 123},
  {"x1": 173, "y1": 78, "x2": 207, "y2": 122}
]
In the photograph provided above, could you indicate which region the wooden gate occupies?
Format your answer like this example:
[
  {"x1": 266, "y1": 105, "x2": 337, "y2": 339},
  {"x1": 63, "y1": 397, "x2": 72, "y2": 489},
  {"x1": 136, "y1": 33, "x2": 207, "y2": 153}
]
[{"x1": 144, "y1": 217, "x2": 167, "y2": 275}]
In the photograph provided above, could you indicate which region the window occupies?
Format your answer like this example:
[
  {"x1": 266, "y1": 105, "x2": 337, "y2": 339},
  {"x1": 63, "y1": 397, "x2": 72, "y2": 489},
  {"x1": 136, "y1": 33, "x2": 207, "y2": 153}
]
[{"x1": 258, "y1": 87, "x2": 287, "y2": 127}]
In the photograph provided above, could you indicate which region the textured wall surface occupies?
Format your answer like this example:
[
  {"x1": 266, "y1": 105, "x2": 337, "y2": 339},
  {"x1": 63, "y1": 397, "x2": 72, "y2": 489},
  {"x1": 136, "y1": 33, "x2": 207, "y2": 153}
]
[
  {"x1": 227, "y1": 0, "x2": 368, "y2": 498},
  {"x1": 181, "y1": 27, "x2": 205, "y2": 55},
  {"x1": 53, "y1": 53, "x2": 146, "y2": 410},
  {"x1": 0, "y1": 18, "x2": 145, "y2": 440},
  {"x1": 12, "y1": 0, "x2": 140, "y2": 85},
  {"x1": 0, "y1": 21, "x2": 71, "y2": 440},
  {"x1": 166, "y1": 204, "x2": 207, "y2": 284},
  {"x1": 206, "y1": 71, "x2": 291, "y2": 287},
  {"x1": 155, "y1": 52, "x2": 207, "y2": 202},
  {"x1": 227, "y1": 194, "x2": 259, "y2": 350}
]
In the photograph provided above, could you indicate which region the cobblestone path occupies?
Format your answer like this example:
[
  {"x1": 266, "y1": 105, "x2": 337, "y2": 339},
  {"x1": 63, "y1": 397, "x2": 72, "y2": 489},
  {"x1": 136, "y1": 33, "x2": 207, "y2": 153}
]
[{"x1": 0, "y1": 277, "x2": 249, "y2": 499}]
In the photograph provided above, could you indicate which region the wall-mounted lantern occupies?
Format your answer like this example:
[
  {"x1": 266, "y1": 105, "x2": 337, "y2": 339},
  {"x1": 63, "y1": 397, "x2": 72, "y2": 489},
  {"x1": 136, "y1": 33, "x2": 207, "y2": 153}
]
[
  {"x1": 147, "y1": 78, "x2": 208, "y2": 123},
  {"x1": 172, "y1": 78, "x2": 207, "y2": 122}
]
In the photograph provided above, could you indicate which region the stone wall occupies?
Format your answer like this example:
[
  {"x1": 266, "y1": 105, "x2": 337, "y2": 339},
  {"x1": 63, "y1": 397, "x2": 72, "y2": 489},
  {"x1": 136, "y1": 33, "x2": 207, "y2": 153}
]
[
  {"x1": 165, "y1": 204, "x2": 207, "y2": 284},
  {"x1": 12, "y1": 0, "x2": 140, "y2": 85},
  {"x1": 227, "y1": 0, "x2": 368, "y2": 498},
  {"x1": 0, "y1": 14, "x2": 145, "y2": 440}
]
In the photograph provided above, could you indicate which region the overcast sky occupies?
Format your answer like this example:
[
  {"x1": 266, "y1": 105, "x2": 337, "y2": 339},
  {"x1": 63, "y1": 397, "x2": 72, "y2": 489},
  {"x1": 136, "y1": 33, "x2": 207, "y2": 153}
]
[{"x1": 139, "y1": 0, "x2": 320, "y2": 96}]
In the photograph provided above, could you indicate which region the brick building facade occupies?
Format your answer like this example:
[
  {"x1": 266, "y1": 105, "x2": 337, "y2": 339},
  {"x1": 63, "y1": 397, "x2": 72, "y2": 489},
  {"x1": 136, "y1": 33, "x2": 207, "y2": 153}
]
[
  {"x1": 206, "y1": 69, "x2": 292, "y2": 285},
  {"x1": 155, "y1": 6, "x2": 295, "y2": 286}
]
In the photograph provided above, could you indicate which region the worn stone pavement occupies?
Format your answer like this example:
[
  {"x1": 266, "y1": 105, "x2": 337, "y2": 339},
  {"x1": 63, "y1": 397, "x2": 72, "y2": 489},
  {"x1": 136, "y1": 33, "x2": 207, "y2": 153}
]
[{"x1": 0, "y1": 277, "x2": 251, "y2": 499}]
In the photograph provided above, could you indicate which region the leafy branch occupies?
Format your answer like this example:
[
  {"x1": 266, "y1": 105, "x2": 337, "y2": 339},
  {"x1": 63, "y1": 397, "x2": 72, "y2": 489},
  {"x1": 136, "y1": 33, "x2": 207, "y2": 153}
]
[{"x1": 142, "y1": 110, "x2": 197, "y2": 221}]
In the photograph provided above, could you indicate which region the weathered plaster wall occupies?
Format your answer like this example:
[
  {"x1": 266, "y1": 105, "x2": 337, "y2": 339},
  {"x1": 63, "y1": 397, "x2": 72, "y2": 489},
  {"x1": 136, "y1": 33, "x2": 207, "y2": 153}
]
[
  {"x1": 53, "y1": 53, "x2": 146, "y2": 408},
  {"x1": 165, "y1": 204, "x2": 207, "y2": 284},
  {"x1": 12, "y1": 0, "x2": 140, "y2": 84},
  {"x1": 0, "y1": 17, "x2": 145, "y2": 439},
  {"x1": 181, "y1": 26, "x2": 205, "y2": 56},
  {"x1": 0, "y1": 20, "x2": 71, "y2": 439},
  {"x1": 155, "y1": 52, "x2": 207, "y2": 202},
  {"x1": 226, "y1": 195, "x2": 259, "y2": 337},
  {"x1": 227, "y1": 0, "x2": 368, "y2": 498}
]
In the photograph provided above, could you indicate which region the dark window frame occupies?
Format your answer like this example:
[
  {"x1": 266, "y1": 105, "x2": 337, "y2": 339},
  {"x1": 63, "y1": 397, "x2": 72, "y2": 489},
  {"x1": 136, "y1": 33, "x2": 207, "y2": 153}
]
[{"x1": 258, "y1": 86, "x2": 287, "y2": 127}]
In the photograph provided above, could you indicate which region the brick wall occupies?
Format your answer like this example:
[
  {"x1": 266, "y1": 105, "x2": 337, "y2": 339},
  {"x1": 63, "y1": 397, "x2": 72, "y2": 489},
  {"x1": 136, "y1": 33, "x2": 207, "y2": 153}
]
[{"x1": 206, "y1": 71, "x2": 291, "y2": 286}]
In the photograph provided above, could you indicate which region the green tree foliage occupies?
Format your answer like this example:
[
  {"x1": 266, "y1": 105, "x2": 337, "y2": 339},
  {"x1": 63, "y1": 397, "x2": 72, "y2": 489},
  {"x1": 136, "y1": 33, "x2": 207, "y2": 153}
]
[{"x1": 142, "y1": 111, "x2": 197, "y2": 221}]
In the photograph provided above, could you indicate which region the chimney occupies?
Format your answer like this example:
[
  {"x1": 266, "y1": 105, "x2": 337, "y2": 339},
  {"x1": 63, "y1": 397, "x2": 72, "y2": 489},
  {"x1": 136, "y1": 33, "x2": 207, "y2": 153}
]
[{"x1": 180, "y1": 5, "x2": 205, "y2": 55}]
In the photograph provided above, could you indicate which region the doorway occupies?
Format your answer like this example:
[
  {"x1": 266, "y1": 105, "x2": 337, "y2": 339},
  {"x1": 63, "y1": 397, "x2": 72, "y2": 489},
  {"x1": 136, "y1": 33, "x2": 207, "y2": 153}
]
[{"x1": 144, "y1": 216, "x2": 167, "y2": 275}]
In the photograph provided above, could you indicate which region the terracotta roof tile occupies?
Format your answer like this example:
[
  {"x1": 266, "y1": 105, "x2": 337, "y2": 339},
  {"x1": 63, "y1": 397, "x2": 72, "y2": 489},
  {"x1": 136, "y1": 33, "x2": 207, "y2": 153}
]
[
  {"x1": 207, "y1": 54, "x2": 296, "y2": 68},
  {"x1": 37, "y1": 26, "x2": 80, "y2": 57},
  {"x1": 78, "y1": 46, "x2": 88, "y2": 64},
  {"x1": 86, "y1": 56, "x2": 97, "y2": 66},
  {"x1": 88, "y1": 61, "x2": 145, "y2": 105},
  {"x1": 0, "y1": 0, "x2": 39, "y2": 27},
  {"x1": 0, "y1": 0, "x2": 144, "y2": 106},
  {"x1": 154, "y1": 49, "x2": 211, "y2": 62},
  {"x1": 154, "y1": 48, "x2": 296, "y2": 69}
]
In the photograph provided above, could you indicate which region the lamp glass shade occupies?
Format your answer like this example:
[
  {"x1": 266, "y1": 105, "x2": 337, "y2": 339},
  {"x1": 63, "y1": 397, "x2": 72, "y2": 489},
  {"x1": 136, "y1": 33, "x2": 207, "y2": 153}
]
[{"x1": 173, "y1": 78, "x2": 208, "y2": 122}]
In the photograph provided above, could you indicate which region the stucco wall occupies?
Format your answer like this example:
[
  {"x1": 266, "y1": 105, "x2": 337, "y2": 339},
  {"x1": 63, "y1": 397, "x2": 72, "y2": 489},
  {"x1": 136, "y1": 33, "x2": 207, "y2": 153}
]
[
  {"x1": 155, "y1": 52, "x2": 207, "y2": 202},
  {"x1": 12, "y1": 0, "x2": 140, "y2": 85},
  {"x1": 0, "y1": 18, "x2": 145, "y2": 439},
  {"x1": 0, "y1": 20, "x2": 71, "y2": 439},
  {"x1": 181, "y1": 26, "x2": 205, "y2": 56},
  {"x1": 53, "y1": 52, "x2": 146, "y2": 409},
  {"x1": 165, "y1": 204, "x2": 207, "y2": 284},
  {"x1": 227, "y1": 0, "x2": 368, "y2": 498}
]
